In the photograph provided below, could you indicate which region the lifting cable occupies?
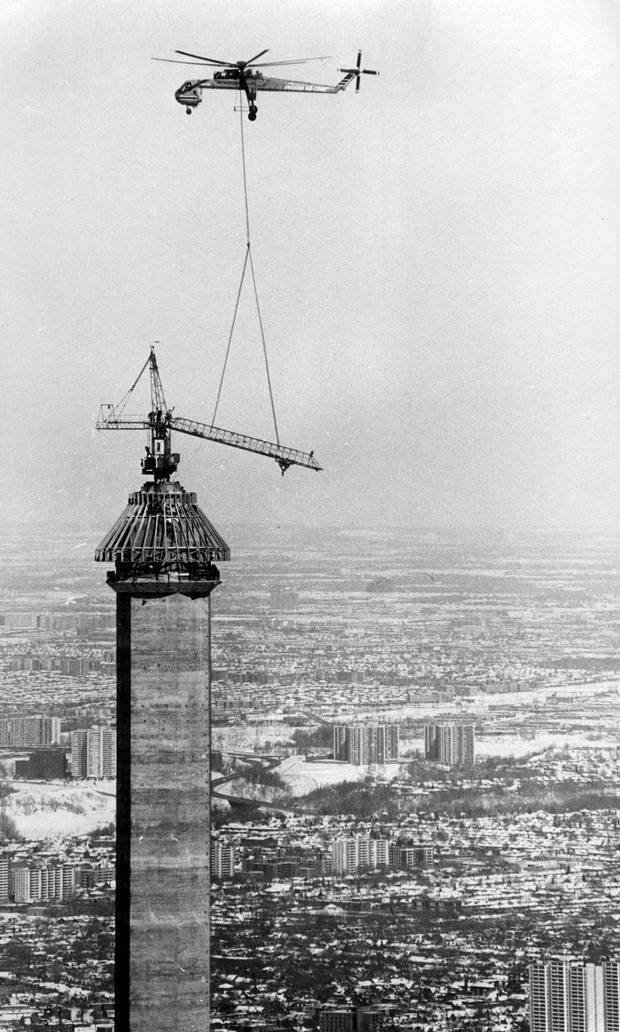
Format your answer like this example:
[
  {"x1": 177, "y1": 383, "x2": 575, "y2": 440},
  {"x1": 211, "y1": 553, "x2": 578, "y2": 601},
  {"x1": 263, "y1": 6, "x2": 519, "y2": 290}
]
[
  {"x1": 114, "y1": 349, "x2": 151, "y2": 417},
  {"x1": 211, "y1": 92, "x2": 281, "y2": 445}
]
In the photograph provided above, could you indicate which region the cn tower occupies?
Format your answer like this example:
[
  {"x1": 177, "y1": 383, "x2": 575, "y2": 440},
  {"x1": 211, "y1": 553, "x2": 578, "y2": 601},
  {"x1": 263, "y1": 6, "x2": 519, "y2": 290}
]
[
  {"x1": 94, "y1": 347, "x2": 319, "y2": 1029},
  {"x1": 95, "y1": 410, "x2": 229, "y2": 1030}
]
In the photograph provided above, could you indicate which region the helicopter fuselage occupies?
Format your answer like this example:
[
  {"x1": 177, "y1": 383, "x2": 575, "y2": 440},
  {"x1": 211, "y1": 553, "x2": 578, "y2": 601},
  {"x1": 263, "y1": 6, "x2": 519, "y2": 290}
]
[
  {"x1": 174, "y1": 65, "x2": 361, "y2": 120},
  {"x1": 176, "y1": 67, "x2": 263, "y2": 115}
]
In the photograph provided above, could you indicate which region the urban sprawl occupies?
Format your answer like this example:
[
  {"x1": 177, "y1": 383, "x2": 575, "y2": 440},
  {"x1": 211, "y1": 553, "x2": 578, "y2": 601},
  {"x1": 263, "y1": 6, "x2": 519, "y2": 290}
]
[{"x1": 0, "y1": 524, "x2": 618, "y2": 1030}]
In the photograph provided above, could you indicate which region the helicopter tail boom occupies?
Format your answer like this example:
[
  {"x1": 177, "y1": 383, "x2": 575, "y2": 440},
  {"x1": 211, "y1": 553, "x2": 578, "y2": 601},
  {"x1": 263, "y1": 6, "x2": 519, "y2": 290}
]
[{"x1": 333, "y1": 70, "x2": 357, "y2": 92}]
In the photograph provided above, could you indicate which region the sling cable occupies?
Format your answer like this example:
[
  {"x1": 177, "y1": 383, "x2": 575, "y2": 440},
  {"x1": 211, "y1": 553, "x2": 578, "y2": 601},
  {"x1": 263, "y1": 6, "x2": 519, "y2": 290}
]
[{"x1": 211, "y1": 90, "x2": 282, "y2": 454}]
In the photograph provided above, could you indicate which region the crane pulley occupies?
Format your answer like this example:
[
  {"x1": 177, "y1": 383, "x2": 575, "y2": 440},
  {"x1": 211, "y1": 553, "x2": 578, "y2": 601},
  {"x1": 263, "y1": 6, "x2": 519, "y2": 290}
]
[{"x1": 96, "y1": 347, "x2": 321, "y2": 477}]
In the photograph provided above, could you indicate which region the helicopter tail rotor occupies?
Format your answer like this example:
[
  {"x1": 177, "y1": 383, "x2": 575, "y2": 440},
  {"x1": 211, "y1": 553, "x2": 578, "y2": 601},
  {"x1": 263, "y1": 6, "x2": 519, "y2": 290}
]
[{"x1": 339, "y1": 50, "x2": 379, "y2": 92}]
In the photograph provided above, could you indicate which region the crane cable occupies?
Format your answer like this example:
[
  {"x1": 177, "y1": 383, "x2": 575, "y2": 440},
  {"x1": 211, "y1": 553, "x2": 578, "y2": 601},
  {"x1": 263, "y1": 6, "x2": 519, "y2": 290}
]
[
  {"x1": 211, "y1": 92, "x2": 281, "y2": 445},
  {"x1": 114, "y1": 349, "x2": 152, "y2": 417}
]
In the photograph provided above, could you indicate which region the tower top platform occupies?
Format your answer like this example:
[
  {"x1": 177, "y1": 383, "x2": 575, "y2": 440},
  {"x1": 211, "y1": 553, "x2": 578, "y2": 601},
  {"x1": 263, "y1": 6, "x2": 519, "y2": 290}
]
[{"x1": 95, "y1": 479, "x2": 230, "y2": 589}]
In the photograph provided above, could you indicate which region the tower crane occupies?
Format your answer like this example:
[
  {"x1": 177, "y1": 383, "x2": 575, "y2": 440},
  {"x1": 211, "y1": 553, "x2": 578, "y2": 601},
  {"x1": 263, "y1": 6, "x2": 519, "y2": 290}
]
[{"x1": 96, "y1": 346, "x2": 322, "y2": 478}]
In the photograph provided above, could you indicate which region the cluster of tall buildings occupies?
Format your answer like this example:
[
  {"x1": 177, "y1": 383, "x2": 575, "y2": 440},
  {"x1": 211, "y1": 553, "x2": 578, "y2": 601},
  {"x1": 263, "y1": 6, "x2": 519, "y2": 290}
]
[
  {"x1": 424, "y1": 721, "x2": 475, "y2": 767},
  {"x1": 214, "y1": 835, "x2": 435, "y2": 881},
  {"x1": 70, "y1": 726, "x2": 116, "y2": 779},
  {"x1": 0, "y1": 613, "x2": 112, "y2": 632},
  {"x1": 0, "y1": 717, "x2": 117, "y2": 779},
  {"x1": 528, "y1": 956, "x2": 620, "y2": 1031},
  {"x1": 333, "y1": 724, "x2": 400, "y2": 765},
  {"x1": 333, "y1": 721, "x2": 475, "y2": 768},
  {"x1": 331, "y1": 836, "x2": 434, "y2": 876},
  {"x1": 0, "y1": 716, "x2": 61, "y2": 748},
  {"x1": 9, "y1": 654, "x2": 103, "y2": 675},
  {"x1": 0, "y1": 856, "x2": 114, "y2": 903}
]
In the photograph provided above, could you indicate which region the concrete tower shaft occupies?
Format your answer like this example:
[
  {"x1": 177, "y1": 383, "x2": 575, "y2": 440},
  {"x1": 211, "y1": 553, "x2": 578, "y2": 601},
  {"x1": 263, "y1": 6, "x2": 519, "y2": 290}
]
[{"x1": 96, "y1": 473, "x2": 229, "y2": 1031}]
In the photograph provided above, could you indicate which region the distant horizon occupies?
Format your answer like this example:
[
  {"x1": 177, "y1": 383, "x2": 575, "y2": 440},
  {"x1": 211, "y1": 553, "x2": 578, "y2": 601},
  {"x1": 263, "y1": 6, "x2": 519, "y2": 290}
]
[{"x1": 3, "y1": 517, "x2": 619, "y2": 538}]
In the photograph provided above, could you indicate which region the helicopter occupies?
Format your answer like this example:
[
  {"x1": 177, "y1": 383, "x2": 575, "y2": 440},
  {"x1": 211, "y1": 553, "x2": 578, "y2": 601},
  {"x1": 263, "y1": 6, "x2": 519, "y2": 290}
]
[{"x1": 153, "y1": 48, "x2": 378, "y2": 120}]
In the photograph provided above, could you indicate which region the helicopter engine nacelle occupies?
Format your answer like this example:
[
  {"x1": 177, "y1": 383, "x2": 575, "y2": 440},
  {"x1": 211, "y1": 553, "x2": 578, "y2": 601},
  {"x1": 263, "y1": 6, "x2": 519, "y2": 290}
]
[{"x1": 175, "y1": 81, "x2": 203, "y2": 113}]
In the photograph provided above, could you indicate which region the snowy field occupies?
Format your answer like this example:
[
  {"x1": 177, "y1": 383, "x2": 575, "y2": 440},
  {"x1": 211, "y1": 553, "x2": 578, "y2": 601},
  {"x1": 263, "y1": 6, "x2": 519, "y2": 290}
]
[
  {"x1": 275, "y1": 755, "x2": 402, "y2": 797},
  {"x1": 6, "y1": 781, "x2": 115, "y2": 839},
  {"x1": 475, "y1": 731, "x2": 620, "y2": 757}
]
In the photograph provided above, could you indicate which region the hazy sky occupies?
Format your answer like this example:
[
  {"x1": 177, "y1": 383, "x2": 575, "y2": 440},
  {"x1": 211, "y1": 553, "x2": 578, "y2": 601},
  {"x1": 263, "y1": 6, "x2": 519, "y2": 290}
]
[{"x1": 2, "y1": 0, "x2": 619, "y2": 536}]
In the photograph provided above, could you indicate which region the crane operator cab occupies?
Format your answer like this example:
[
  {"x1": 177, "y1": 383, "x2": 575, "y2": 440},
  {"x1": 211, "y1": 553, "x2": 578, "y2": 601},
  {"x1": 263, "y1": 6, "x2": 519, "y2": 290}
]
[
  {"x1": 142, "y1": 411, "x2": 180, "y2": 481},
  {"x1": 175, "y1": 81, "x2": 203, "y2": 114}
]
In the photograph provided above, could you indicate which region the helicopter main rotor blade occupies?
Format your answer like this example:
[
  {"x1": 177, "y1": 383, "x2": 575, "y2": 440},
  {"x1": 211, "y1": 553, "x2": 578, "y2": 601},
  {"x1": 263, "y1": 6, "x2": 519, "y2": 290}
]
[
  {"x1": 244, "y1": 48, "x2": 269, "y2": 65},
  {"x1": 175, "y1": 50, "x2": 234, "y2": 66},
  {"x1": 249, "y1": 56, "x2": 331, "y2": 68},
  {"x1": 153, "y1": 57, "x2": 220, "y2": 67}
]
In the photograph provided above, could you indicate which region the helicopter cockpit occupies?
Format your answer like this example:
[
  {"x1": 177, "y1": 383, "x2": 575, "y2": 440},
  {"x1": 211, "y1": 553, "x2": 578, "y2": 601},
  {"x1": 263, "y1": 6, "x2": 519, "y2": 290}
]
[{"x1": 175, "y1": 81, "x2": 203, "y2": 113}]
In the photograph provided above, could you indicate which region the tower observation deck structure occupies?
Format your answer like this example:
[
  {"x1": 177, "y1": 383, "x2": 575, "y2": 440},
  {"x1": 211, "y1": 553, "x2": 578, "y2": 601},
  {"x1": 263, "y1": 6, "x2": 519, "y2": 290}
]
[{"x1": 95, "y1": 348, "x2": 319, "y2": 1030}]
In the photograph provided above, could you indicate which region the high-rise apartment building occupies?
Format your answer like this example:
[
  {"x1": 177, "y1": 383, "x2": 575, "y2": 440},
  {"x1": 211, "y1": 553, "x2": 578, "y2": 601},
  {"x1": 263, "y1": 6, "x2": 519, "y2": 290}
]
[
  {"x1": 70, "y1": 727, "x2": 116, "y2": 779},
  {"x1": 71, "y1": 731, "x2": 88, "y2": 778},
  {"x1": 211, "y1": 840, "x2": 235, "y2": 881},
  {"x1": 333, "y1": 724, "x2": 399, "y2": 765},
  {"x1": 0, "y1": 716, "x2": 61, "y2": 748},
  {"x1": 0, "y1": 857, "x2": 9, "y2": 900},
  {"x1": 390, "y1": 844, "x2": 434, "y2": 869},
  {"x1": 604, "y1": 963, "x2": 620, "y2": 1032},
  {"x1": 424, "y1": 722, "x2": 475, "y2": 767},
  {"x1": 11, "y1": 863, "x2": 77, "y2": 904},
  {"x1": 87, "y1": 726, "x2": 116, "y2": 779},
  {"x1": 528, "y1": 957, "x2": 620, "y2": 1031},
  {"x1": 319, "y1": 1007, "x2": 356, "y2": 1032},
  {"x1": 13, "y1": 867, "x2": 31, "y2": 904},
  {"x1": 332, "y1": 836, "x2": 390, "y2": 875}
]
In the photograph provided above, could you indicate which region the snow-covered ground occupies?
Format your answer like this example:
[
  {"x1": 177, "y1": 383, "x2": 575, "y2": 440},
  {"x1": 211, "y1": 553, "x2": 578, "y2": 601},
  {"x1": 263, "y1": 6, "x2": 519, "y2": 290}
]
[
  {"x1": 403, "y1": 730, "x2": 620, "y2": 759},
  {"x1": 476, "y1": 731, "x2": 620, "y2": 757},
  {"x1": 5, "y1": 781, "x2": 115, "y2": 839},
  {"x1": 275, "y1": 755, "x2": 402, "y2": 797}
]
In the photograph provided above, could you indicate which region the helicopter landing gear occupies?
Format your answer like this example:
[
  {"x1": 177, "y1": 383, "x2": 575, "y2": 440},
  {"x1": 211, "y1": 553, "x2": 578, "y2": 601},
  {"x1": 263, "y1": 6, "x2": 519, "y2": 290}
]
[{"x1": 248, "y1": 104, "x2": 257, "y2": 121}]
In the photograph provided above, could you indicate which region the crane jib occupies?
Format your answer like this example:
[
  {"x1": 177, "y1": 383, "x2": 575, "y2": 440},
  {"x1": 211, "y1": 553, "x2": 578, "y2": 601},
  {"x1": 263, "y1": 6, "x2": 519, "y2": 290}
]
[{"x1": 96, "y1": 408, "x2": 321, "y2": 472}]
